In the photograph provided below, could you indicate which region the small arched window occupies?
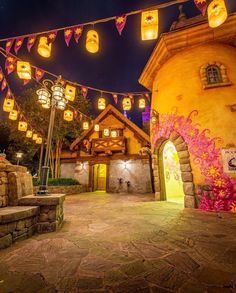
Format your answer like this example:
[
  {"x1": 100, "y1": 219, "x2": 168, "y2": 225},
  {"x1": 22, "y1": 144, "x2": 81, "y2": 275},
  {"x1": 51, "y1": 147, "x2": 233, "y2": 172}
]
[{"x1": 206, "y1": 65, "x2": 222, "y2": 84}]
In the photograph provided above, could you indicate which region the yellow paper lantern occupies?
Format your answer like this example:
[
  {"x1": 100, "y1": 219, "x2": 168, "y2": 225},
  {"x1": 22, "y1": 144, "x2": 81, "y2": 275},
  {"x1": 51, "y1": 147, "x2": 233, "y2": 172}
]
[
  {"x1": 111, "y1": 130, "x2": 118, "y2": 138},
  {"x1": 17, "y1": 61, "x2": 31, "y2": 80},
  {"x1": 83, "y1": 121, "x2": 89, "y2": 130},
  {"x1": 64, "y1": 109, "x2": 73, "y2": 121},
  {"x1": 65, "y1": 84, "x2": 76, "y2": 101},
  {"x1": 103, "y1": 129, "x2": 110, "y2": 137},
  {"x1": 94, "y1": 124, "x2": 100, "y2": 132},
  {"x1": 26, "y1": 130, "x2": 33, "y2": 138},
  {"x1": 123, "y1": 97, "x2": 132, "y2": 111},
  {"x1": 139, "y1": 98, "x2": 146, "y2": 109},
  {"x1": 98, "y1": 97, "x2": 106, "y2": 110},
  {"x1": 86, "y1": 30, "x2": 99, "y2": 53},
  {"x1": 9, "y1": 110, "x2": 18, "y2": 121},
  {"x1": 207, "y1": 0, "x2": 228, "y2": 28},
  {"x1": 37, "y1": 36, "x2": 52, "y2": 58},
  {"x1": 32, "y1": 133, "x2": 38, "y2": 141},
  {"x1": 141, "y1": 10, "x2": 158, "y2": 41},
  {"x1": 3, "y1": 98, "x2": 14, "y2": 112},
  {"x1": 36, "y1": 137, "x2": 43, "y2": 144},
  {"x1": 18, "y1": 121, "x2": 28, "y2": 132}
]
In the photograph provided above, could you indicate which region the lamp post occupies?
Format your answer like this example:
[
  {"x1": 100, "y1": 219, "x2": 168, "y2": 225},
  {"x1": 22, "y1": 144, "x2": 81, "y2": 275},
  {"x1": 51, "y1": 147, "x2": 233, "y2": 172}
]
[{"x1": 37, "y1": 76, "x2": 67, "y2": 195}]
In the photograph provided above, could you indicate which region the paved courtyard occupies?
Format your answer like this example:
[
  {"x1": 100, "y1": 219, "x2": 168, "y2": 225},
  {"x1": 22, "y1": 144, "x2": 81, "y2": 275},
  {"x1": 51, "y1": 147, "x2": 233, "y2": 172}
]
[{"x1": 0, "y1": 192, "x2": 236, "y2": 293}]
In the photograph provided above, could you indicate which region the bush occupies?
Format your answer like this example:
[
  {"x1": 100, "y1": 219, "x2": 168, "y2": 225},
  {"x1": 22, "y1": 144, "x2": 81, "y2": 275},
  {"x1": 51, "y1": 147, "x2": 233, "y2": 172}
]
[{"x1": 33, "y1": 178, "x2": 80, "y2": 186}]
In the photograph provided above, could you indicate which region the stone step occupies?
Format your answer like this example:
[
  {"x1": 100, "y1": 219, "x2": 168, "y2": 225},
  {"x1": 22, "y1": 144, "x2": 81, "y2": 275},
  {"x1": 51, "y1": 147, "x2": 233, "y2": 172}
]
[{"x1": 0, "y1": 206, "x2": 39, "y2": 224}]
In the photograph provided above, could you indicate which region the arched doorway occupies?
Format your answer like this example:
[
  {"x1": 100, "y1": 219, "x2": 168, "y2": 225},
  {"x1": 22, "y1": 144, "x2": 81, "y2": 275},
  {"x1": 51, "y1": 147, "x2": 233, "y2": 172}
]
[{"x1": 162, "y1": 141, "x2": 184, "y2": 204}]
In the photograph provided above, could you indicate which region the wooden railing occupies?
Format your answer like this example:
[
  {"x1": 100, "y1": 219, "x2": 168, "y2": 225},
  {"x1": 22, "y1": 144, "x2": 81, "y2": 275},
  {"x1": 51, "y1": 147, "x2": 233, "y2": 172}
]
[{"x1": 90, "y1": 137, "x2": 126, "y2": 155}]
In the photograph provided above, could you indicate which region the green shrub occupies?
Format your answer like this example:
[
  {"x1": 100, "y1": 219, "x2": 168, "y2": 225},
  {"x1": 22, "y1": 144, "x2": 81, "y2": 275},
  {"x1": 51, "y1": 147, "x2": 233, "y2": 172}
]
[{"x1": 33, "y1": 178, "x2": 80, "y2": 186}]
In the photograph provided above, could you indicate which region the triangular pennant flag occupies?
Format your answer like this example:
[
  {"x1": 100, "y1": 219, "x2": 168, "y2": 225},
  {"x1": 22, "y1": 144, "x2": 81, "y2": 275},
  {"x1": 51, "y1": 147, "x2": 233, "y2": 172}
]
[
  {"x1": 129, "y1": 94, "x2": 134, "y2": 104},
  {"x1": 6, "y1": 39, "x2": 14, "y2": 54},
  {"x1": 74, "y1": 110, "x2": 78, "y2": 118},
  {"x1": 27, "y1": 35, "x2": 37, "y2": 52},
  {"x1": 35, "y1": 68, "x2": 45, "y2": 81},
  {"x1": 1, "y1": 79, "x2": 7, "y2": 91},
  {"x1": 82, "y1": 86, "x2": 88, "y2": 98},
  {"x1": 14, "y1": 37, "x2": 24, "y2": 54},
  {"x1": 79, "y1": 113, "x2": 83, "y2": 121},
  {"x1": 0, "y1": 68, "x2": 3, "y2": 82},
  {"x1": 23, "y1": 79, "x2": 30, "y2": 86},
  {"x1": 6, "y1": 89, "x2": 11, "y2": 97},
  {"x1": 115, "y1": 14, "x2": 127, "y2": 35},
  {"x1": 47, "y1": 30, "x2": 57, "y2": 43},
  {"x1": 112, "y1": 94, "x2": 118, "y2": 104},
  {"x1": 5, "y1": 55, "x2": 16, "y2": 75},
  {"x1": 74, "y1": 25, "x2": 83, "y2": 43},
  {"x1": 194, "y1": 0, "x2": 209, "y2": 15},
  {"x1": 64, "y1": 28, "x2": 73, "y2": 47}
]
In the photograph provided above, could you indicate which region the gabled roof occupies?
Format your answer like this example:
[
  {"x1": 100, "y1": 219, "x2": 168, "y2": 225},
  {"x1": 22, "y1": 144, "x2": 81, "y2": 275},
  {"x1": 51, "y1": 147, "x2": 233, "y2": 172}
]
[{"x1": 70, "y1": 104, "x2": 150, "y2": 150}]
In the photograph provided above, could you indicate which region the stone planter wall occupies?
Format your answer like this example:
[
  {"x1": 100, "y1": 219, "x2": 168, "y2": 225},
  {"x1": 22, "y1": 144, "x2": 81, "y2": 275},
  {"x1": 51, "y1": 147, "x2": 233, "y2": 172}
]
[{"x1": 33, "y1": 184, "x2": 85, "y2": 195}]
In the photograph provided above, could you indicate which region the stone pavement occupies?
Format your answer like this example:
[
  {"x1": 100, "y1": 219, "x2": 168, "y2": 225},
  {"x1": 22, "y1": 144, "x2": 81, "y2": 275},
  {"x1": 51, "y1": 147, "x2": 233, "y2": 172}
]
[{"x1": 0, "y1": 192, "x2": 236, "y2": 293}]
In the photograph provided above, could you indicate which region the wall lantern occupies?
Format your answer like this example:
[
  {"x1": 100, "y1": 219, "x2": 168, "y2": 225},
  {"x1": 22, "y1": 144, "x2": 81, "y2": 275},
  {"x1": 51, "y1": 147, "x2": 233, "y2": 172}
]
[
  {"x1": 94, "y1": 124, "x2": 100, "y2": 132},
  {"x1": 63, "y1": 109, "x2": 73, "y2": 121},
  {"x1": 9, "y1": 110, "x2": 18, "y2": 121},
  {"x1": 151, "y1": 109, "x2": 159, "y2": 125},
  {"x1": 3, "y1": 98, "x2": 14, "y2": 112},
  {"x1": 111, "y1": 130, "x2": 118, "y2": 138},
  {"x1": 37, "y1": 36, "x2": 52, "y2": 58},
  {"x1": 37, "y1": 87, "x2": 51, "y2": 105},
  {"x1": 83, "y1": 121, "x2": 89, "y2": 130},
  {"x1": 141, "y1": 10, "x2": 158, "y2": 41},
  {"x1": 86, "y1": 30, "x2": 99, "y2": 53},
  {"x1": 98, "y1": 96, "x2": 106, "y2": 110},
  {"x1": 65, "y1": 84, "x2": 76, "y2": 101},
  {"x1": 26, "y1": 130, "x2": 33, "y2": 138},
  {"x1": 207, "y1": 0, "x2": 228, "y2": 28},
  {"x1": 103, "y1": 129, "x2": 110, "y2": 137},
  {"x1": 17, "y1": 61, "x2": 31, "y2": 80},
  {"x1": 122, "y1": 97, "x2": 132, "y2": 111},
  {"x1": 139, "y1": 98, "x2": 146, "y2": 109},
  {"x1": 18, "y1": 121, "x2": 28, "y2": 132},
  {"x1": 36, "y1": 137, "x2": 43, "y2": 144},
  {"x1": 32, "y1": 133, "x2": 38, "y2": 141}
]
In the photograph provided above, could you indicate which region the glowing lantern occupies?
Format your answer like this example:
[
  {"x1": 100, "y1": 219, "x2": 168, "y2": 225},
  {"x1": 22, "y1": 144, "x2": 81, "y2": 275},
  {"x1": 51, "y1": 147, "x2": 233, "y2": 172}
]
[
  {"x1": 111, "y1": 130, "x2": 118, "y2": 138},
  {"x1": 122, "y1": 97, "x2": 131, "y2": 111},
  {"x1": 94, "y1": 124, "x2": 100, "y2": 132},
  {"x1": 9, "y1": 110, "x2": 18, "y2": 121},
  {"x1": 103, "y1": 129, "x2": 110, "y2": 137},
  {"x1": 36, "y1": 137, "x2": 43, "y2": 144},
  {"x1": 65, "y1": 84, "x2": 76, "y2": 101},
  {"x1": 141, "y1": 10, "x2": 158, "y2": 41},
  {"x1": 37, "y1": 87, "x2": 51, "y2": 105},
  {"x1": 37, "y1": 36, "x2": 52, "y2": 58},
  {"x1": 17, "y1": 61, "x2": 31, "y2": 80},
  {"x1": 83, "y1": 121, "x2": 89, "y2": 130},
  {"x1": 18, "y1": 121, "x2": 28, "y2": 132},
  {"x1": 32, "y1": 133, "x2": 38, "y2": 141},
  {"x1": 207, "y1": 0, "x2": 228, "y2": 28},
  {"x1": 64, "y1": 109, "x2": 73, "y2": 121},
  {"x1": 139, "y1": 98, "x2": 146, "y2": 109},
  {"x1": 98, "y1": 97, "x2": 106, "y2": 110},
  {"x1": 26, "y1": 130, "x2": 33, "y2": 138},
  {"x1": 52, "y1": 83, "x2": 64, "y2": 101},
  {"x1": 3, "y1": 98, "x2": 14, "y2": 112},
  {"x1": 151, "y1": 109, "x2": 159, "y2": 125},
  {"x1": 86, "y1": 30, "x2": 99, "y2": 53},
  {"x1": 42, "y1": 98, "x2": 51, "y2": 109},
  {"x1": 56, "y1": 98, "x2": 67, "y2": 110}
]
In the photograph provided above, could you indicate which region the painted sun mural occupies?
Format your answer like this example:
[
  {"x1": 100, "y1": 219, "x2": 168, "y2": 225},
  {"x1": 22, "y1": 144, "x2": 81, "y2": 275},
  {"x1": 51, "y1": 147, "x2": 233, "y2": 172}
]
[{"x1": 152, "y1": 110, "x2": 236, "y2": 212}]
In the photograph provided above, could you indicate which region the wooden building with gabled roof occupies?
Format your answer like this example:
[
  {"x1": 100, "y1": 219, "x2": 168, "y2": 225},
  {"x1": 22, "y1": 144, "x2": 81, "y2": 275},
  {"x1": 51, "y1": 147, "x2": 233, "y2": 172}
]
[{"x1": 60, "y1": 104, "x2": 152, "y2": 193}]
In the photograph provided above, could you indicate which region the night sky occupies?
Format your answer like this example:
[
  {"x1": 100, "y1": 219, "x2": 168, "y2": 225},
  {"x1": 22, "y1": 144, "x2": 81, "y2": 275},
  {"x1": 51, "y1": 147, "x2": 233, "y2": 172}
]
[{"x1": 0, "y1": 0, "x2": 236, "y2": 126}]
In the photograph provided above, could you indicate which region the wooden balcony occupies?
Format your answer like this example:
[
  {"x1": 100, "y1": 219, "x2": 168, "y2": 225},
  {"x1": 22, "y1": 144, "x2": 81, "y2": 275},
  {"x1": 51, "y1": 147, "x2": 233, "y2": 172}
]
[{"x1": 90, "y1": 137, "x2": 126, "y2": 155}]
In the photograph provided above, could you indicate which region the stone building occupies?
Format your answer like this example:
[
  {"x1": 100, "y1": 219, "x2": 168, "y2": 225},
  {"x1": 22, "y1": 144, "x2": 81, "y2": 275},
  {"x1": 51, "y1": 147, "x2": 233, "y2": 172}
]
[
  {"x1": 60, "y1": 104, "x2": 152, "y2": 193},
  {"x1": 139, "y1": 12, "x2": 236, "y2": 211}
]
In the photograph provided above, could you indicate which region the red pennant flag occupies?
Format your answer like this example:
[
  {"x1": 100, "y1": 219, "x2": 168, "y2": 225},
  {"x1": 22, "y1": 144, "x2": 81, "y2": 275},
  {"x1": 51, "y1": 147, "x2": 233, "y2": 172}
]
[
  {"x1": 6, "y1": 39, "x2": 14, "y2": 54},
  {"x1": 79, "y1": 113, "x2": 83, "y2": 121},
  {"x1": 115, "y1": 14, "x2": 127, "y2": 35},
  {"x1": 27, "y1": 35, "x2": 37, "y2": 52},
  {"x1": 129, "y1": 94, "x2": 134, "y2": 104},
  {"x1": 14, "y1": 37, "x2": 24, "y2": 54},
  {"x1": 5, "y1": 55, "x2": 16, "y2": 74},
  {"x1": 0, "y1": 68, "x2": 3, "y2": 82},
  {"x1": 1, "y1": 79, "x2": 7, "y2": 91},
  {"x1": 112, "y1": 94, "x2": 118, "y2": 104},
  {"x1": 74, "y1": 26, "x2": 83, "y2": 43},
  {"x1": 23, "y1": 79, "x2": 30, "y2": 86},
  {"x1": 47, "y1": 31, "x2": 57, "y2": 43},
  {"x1": 74, "y1": 110, "x2": 78, "y2": 118},
  {"x1": 194, "y1": 0, "x2": 208, "y2": 15},
  {"x1": 64, "y1": 28, "x2": 73, "y2": 47},
  {"x1": 6, "y1": 89, "x2": 11, "y2": 97},
  {"x1": 35, "y1": 68, "x2": 45, "y2": 81},
  {"x1": 82, "y1": 86, "x2": 88, "y2": 98}
]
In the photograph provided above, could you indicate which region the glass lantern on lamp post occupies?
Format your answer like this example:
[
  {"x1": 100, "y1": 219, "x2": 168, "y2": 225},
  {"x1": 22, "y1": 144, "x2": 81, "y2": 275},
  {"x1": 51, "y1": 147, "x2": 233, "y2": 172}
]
[{"x1": 36, "y1": 76, "x2": 67, "y2": 195}]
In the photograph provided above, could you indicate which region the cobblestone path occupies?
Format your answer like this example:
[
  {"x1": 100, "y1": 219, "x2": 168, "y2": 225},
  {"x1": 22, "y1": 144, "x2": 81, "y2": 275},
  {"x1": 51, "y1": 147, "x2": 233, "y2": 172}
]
[{"x1": 0, "y1": 192, "x2": 236, "y2": 292}]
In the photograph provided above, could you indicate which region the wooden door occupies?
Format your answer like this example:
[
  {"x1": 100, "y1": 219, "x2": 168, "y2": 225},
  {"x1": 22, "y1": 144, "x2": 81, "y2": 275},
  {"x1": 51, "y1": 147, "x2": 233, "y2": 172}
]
[{"x1": 94, "y1": 164, "x2": 107, "y2": 191}]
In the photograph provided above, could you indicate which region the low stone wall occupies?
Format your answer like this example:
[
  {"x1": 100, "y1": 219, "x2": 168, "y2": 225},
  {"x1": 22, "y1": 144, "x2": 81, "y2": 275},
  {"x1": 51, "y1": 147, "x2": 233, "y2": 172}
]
[
  {"x1": 0, "y1": 206, "x2": 39, "y2": 249},
  {"x1": 33, "y1": 184, "x2": 85, "y2": 195}
]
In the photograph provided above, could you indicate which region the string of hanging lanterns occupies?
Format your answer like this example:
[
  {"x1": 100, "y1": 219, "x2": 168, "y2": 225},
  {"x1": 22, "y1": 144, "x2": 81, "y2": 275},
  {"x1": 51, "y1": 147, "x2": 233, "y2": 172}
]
[{"x1": 0, "y1": 48, "x2": 151, "y2": 111}]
